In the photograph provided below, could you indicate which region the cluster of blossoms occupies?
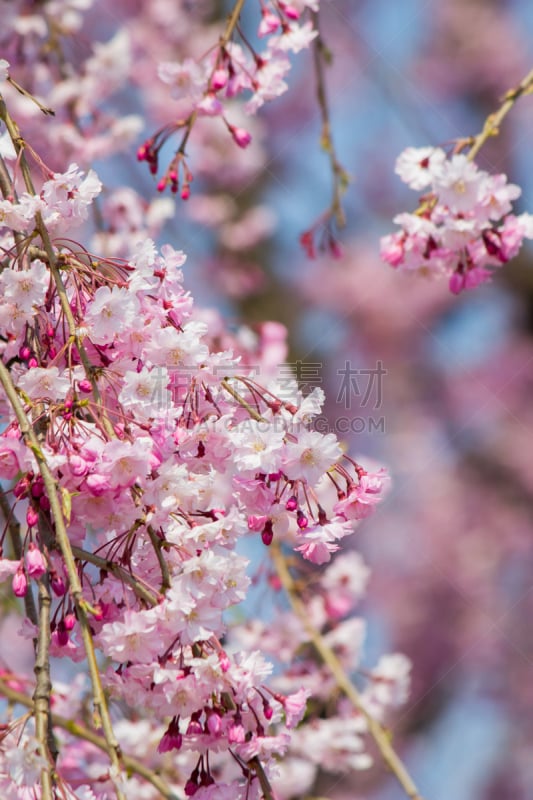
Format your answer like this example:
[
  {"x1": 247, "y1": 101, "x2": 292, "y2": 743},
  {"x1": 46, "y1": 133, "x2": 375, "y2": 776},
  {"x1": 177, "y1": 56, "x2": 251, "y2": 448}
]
[
  {"x1": 0, "y1": 139, "x2": 407, "y2": 797},
  {"x1": 138, "y1": 0, "x2": 320, "y2": 196},
  {"x1": 380, "y1": 146, "x2": 533, "y2": 293}
]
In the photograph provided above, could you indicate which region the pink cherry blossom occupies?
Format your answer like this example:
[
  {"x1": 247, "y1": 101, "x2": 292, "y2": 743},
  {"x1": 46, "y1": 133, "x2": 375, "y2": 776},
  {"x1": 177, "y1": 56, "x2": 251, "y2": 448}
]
[{"x1": 382, "y1": 146, "x2": 533, "y2": 292}]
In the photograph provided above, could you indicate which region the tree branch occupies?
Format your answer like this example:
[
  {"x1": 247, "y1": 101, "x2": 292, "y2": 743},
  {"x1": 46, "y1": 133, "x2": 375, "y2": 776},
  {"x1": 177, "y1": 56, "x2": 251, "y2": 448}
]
[
  {"x1": 0, "y1": 678, "x2": 180, "y2": 800},
  {"x1": 71, "y1": 544, "x2": 160, "y2": 607},
  {"x1": 33, "y1": 578, "x2": 55, "y2": 799},
  {"x1": 0, "y1": 356, "x2": 126, "y2": 800},
  {"x1": 466, "y1": 65, "x2": 533, "y2": 161},
  {"x1": 270, "y1": 543, "x2": 424, "y2": 800}
]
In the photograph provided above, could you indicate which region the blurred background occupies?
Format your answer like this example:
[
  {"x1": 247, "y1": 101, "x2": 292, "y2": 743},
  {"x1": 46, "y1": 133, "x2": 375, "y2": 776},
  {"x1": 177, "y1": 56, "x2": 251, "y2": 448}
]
[{"x1": 4, "y1": 0, "x2": 533, "y2": 797}]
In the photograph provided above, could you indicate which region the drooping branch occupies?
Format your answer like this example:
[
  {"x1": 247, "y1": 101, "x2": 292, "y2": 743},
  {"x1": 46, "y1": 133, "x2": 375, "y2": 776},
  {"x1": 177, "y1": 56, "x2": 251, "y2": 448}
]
[
  {"x1": 0, "y1": 356, "x2": 126, "y2": 800},
  {"x1": 312, "y1": 10, "x2": 349, "y2": 231},
  {"x1": 270, "y1": 543, "x2": 424, "y2": 800},
  {"x1": 0, "y1": 97, "x2": 116, "y2": 440},
  {"x1": 0, "y1": 678, "x2": 180, "y2": 800}
]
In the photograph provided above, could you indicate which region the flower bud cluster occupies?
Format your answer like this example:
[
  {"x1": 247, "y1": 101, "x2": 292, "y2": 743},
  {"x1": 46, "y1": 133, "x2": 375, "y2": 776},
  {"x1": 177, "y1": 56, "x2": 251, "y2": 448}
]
[{"x1": 138, "y1": 1, "x2": 320, "y2": 194}]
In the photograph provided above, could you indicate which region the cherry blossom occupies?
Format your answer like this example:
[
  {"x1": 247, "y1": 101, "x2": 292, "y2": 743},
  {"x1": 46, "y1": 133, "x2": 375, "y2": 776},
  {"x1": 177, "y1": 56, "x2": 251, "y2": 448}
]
[{"x1": 382, "y1": 146, "x2": 533, "y2": 292}]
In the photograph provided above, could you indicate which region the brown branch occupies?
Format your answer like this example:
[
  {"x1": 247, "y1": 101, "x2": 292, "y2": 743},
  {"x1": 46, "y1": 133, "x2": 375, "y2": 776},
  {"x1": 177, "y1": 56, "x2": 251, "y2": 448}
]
[
  {"x1": 6, "y1": 77, "x2": 55, "y2": 116},
  {"x1": 312, "y1": 11, "x2": 348, "y2": 229}
]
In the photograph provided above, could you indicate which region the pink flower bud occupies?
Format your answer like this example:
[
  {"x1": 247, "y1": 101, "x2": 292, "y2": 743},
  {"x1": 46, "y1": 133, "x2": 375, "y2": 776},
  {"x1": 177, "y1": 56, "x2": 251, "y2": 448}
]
[
  {"x1": 78, "y1": 379, "x2": 92, "y2": 393},
  {"x1": 31, "y1": 495, "x2": 46, "y2": 523},
  {"x1": 63, "y1": 612, "x2": 76, "y2": 631},
  {"x1": 449, "y1": 271, "x2": 465, "y2": 295},
  {"x1": 186, "y1": 718, "x2": 203, "y2": 736},
  {"x1": 56, "y1": 620, "x2": 70, "y2": 646},
  {"x1": 26, "y1": 543, "x2": 47, "y2": 579},
  {"x1": 261, "y1": 520, "x2": 274, "y2": 546},
  {"x1": 211, "y1": 68, "x2": 228, "y2": 90},
  {"x1": 285, "y1": 495, "x2": 298, "y2": 511},
  {"x1": 280, "y1": 2, "x2": 300, "y2": 19},
  {"x1": 12, "y1": 566, "x2": 27, "y2": 597},
  {"x1": 30, "y1": 481, "x2": 43, "y2": 499},
  {"x1": 48, "y1": 565, "x2": 66, "y2": 596},
  {"x1": 159, "y1": 717, "x2": 183, "y2": 755},
  {"x1": 14, "y1": 475, "x2": 31, "y2": 499},
  {"x1": 26, "y1": 506, "x2": 39, "y2": 527},
  {"x1": 297, "y1": 510, "x2": 308, "y2": 529},
  {"x1": 229, "y1": 125, "x2": 252, "y2": 149},
  {"x1": 19, "y1": 346, "x2": 31, "y2": 361}
]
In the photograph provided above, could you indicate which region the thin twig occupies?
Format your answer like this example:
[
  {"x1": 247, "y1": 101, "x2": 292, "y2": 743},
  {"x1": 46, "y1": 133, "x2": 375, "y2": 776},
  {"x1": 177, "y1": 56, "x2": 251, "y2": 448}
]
[
  {"x1": 221, "y1": 377, "x2": 266, "y2": 422},
  {"x1": 467, "y1": 66, "x2": 533, "y2": 161},
  {"x1": 6, "y1": 77, "x2": 55, "y2": 116},
  {"x1": 270, "y1": 543, "x2": 424, "y2": 800},
  {"x1": 147, "y1": 526, "x2": 171, "y2": 593},
  {"x1": 312, "y1": 11, "x2": 348, "y2": 229}
]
